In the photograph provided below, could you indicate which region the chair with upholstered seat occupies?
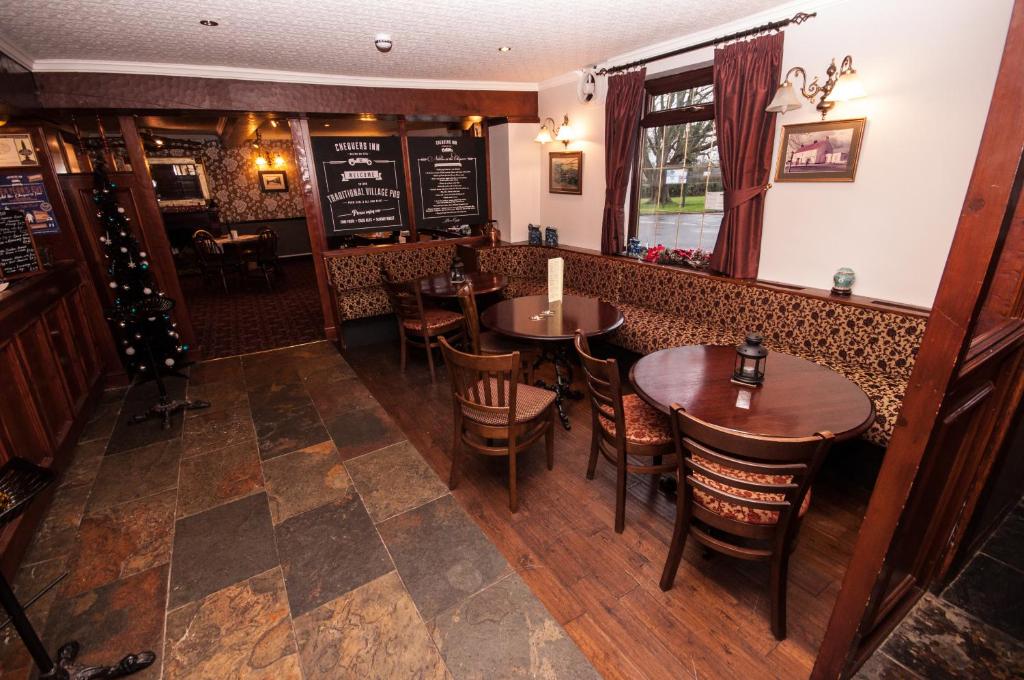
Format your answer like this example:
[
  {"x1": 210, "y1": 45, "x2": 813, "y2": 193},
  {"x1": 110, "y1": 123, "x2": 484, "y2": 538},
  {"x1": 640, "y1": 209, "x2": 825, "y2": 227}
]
[
  {"x1": 574, "y1": 331, "x2": 676, "y2": 533},
  {"x1": 456, "y1": 281, "x2": 538, "y2": 384},
  {"x1": 381, "y1": 271, "x2": 464, "y2": 382},
  {"x1": 659, "y1": 404, "x2": 834, "y2": 639},
  {"x1": 439, "y1": 336, "x2": 556, "y2": 512}
]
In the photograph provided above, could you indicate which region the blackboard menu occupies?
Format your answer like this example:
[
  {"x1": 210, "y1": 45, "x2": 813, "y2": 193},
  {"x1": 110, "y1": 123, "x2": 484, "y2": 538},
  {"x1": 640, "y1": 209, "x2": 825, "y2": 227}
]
[
  {"x1": 0, "y1": 208, "x2": 42, "y2": 279},
  {"x1": 311, "y1": 136, "x2": 408, "y2": 234},
  {"x1": 408, "y1": 136, "x2": 488, "y2": 228}
]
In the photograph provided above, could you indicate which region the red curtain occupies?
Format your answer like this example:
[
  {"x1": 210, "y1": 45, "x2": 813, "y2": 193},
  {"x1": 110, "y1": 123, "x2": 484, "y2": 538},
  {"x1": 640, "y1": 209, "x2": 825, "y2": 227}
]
[
  {"x1": 601, "y1": 68, "x2": 646, "y2": 255},
  {"x1": 709, "y1": 33, "x2": 784, "y2": 278}
]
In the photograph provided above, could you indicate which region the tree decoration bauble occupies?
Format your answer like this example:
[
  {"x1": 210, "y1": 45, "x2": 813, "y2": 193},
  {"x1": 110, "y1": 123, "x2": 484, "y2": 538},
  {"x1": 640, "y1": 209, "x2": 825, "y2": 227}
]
[
  {"x1": 125, "y1": 347, "x2": 136, "y2": 356},
  {"x1": 164, "y1": 358, "x2": 175, "y2": 367},
  {"x1": 109, "y1": 281, "x2": 118, "y2": 289}
]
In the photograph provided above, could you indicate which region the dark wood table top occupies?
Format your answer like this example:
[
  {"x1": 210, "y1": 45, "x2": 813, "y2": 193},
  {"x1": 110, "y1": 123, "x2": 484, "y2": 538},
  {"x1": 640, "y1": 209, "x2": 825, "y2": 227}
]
[
  {"x1": 480, "y1": 294, "x2": 624, "y2": 341},
  {"x1": 419, "y1": 271, "x2": 508, "y2": 298},
  {"x1": 629, "y1": 345, "x2": 874, "y2": 441}
]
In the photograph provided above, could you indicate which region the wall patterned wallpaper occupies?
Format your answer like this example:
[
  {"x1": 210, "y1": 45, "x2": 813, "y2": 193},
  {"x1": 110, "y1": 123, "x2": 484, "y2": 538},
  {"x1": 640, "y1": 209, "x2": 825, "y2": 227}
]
[{"x1": 151, "y1": 138, "x2": 304, "y2": 224}]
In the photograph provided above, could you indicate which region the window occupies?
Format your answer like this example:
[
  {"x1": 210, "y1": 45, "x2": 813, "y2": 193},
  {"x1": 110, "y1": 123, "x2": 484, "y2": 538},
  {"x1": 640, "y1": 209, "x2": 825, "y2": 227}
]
[{"x1": 630, "y1": 67, "x2": 722, "y2": 254}]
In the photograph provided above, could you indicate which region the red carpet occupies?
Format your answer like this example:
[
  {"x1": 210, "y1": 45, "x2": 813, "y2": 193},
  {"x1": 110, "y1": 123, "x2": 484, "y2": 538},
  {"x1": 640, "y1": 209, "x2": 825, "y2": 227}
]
[{"x1": 181, "y1": 257, "x2": 325, "y2": 359}]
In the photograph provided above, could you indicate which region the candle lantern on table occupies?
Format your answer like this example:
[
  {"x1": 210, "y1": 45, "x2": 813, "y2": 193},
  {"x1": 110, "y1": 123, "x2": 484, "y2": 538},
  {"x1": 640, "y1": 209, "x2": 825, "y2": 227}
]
[
  {"x1": 732, "y1": 333, "x2": 768, "y2": 386},
  {"x1": 449, "y1": 254, "x2": 466, "y2": 283}
]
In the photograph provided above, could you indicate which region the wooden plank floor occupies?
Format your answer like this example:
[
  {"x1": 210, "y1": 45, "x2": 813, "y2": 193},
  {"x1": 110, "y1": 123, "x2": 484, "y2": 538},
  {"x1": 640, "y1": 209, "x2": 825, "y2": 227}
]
[{"x1": 345, "y1": 338, "x2": 883, "y2": 679}]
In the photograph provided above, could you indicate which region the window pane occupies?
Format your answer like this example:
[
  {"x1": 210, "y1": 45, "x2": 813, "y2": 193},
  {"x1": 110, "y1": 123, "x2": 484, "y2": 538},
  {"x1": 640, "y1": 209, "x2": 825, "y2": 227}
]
[
  {"x1": 635, "y1": 119, "x2": 722, "y2": 253},
  {"x1": 649, "y1": 83, "x2": 713, "y2": 113}
]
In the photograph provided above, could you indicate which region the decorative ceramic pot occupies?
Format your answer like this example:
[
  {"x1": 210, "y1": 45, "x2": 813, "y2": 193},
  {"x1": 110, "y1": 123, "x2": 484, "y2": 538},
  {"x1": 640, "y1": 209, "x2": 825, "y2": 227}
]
[
  {"x1": 626, "y1": 237, "x2": 642, "y2": 258},
  {"x1": 832, "y1": 267, "x2": 855, "y2": 296},
  {"x1": 544, "y1": 227, "x2": 559, "y2": 247},
  {"x1": 528, "y1": 224, "x2": 542, "y2": 245}
]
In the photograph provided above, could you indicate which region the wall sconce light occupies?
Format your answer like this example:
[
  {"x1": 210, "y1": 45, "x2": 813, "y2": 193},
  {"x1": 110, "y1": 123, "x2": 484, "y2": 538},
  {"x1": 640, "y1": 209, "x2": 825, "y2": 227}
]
[
  {"x1": 766, "y1": 55, "x2": 865, "y2": 119},
  {"x1": 534, "y1": 115, "x2": 574, "y2": 147}
]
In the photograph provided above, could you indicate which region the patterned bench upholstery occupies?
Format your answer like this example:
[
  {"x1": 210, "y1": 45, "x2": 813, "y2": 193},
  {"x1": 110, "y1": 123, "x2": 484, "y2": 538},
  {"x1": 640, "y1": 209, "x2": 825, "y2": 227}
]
[{"x1": 325, "y1": 242, "x2": 927, "y2": 447}]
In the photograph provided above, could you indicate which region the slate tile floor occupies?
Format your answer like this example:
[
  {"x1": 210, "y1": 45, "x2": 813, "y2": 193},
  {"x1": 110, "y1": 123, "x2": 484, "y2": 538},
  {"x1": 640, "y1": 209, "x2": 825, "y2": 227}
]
[
  {"x1": 856, "y1": 498, "x2": 1024, "y2": 679},
  {"x1": 0, "y1": 341, "x2": 596, "y2": 680}
]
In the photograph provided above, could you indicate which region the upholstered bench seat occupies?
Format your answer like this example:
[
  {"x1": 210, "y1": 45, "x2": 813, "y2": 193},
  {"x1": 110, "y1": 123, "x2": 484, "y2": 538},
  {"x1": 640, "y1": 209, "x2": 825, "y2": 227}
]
[{"x1": 326, "y1": 242, "x2": 928, "y2": 448}]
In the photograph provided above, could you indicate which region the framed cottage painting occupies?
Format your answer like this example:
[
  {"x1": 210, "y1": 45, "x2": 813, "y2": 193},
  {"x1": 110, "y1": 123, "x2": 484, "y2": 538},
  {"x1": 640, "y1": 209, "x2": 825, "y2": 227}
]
[
  {"x1": 549, "y1": 151, "x2": 583, "y2": 195},
  {"x1": 258, "y1": 170, "x2": 289, "y2": 192},
  {"x1": 775, "y1": 118, "x2": 866, "y2": 182}
]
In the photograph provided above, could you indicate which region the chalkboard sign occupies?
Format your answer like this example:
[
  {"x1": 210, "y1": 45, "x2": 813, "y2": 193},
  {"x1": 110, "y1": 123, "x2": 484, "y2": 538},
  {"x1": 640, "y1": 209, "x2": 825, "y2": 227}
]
[
  {"x1": 408, "y1": 136, "x2": 488, "y2": 228},
  {"x1": 0, "y1": 172, "x2": 60, "y2": 235},
  {"x1": 311, "y1": 136, "x2": 408, "y2": 234},
  {"x1": 0, "y1": 208, "x2": 43, "y2": 279}
]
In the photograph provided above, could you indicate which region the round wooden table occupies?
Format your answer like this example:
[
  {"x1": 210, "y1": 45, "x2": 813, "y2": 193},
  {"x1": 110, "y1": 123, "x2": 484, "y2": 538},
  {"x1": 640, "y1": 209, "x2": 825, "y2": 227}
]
[
  {"x1": 419, "y1": 271, "x2": 508, "y2": 299},
  {"x1": 214, "y1": 233, "x2": 259, "y2": 247},
  {"x1": 482, "y1": 295, "x2": 624, "y2": 429},
  {"x1": 629, "y1": 345, "x2": 874, "y2": 442}
]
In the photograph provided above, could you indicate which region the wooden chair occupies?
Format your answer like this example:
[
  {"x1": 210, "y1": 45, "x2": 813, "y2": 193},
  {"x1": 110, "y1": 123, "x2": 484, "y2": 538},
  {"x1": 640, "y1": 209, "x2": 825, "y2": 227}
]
[
  {"x1": 248, "y1": 227, "x2": 281, "y2": 290},
  {"x1": 381, "y1": 271, "x2": 464, "y2": 382},
  {"x1": 456, "y1": 281, "x2": 537, "y2": 384},
  {"x1": 439, "y1": 336, "x2": 556, "y2": 512},
  {"x1": 659, "y1": 404, "x2": 835, "y2": 639},
  {"x1": 193, "y1": 229, "x2": 240, "y2": 293},
  {"x1": 575, "y1": 331, "x2": 676, "y2": 533}
]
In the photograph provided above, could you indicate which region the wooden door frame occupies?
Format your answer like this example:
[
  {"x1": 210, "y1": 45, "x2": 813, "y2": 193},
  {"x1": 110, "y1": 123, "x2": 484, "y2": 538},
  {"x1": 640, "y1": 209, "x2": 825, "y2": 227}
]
[
  {"x1": 288, "y1": 116, "x2": 339, "y2": 343},
  {"x1": 812, "y1": 2, "x2": 1024, "y2": 676},
  {"x1": 117, "y1": 115, "x2": 199, "y2": 356}
]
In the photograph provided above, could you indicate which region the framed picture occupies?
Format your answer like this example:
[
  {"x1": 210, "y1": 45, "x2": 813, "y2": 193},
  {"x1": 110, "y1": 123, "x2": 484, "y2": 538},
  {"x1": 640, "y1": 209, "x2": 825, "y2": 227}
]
[
  {"x1": 775, "y1": 118, "x2": 866, "y2": 182},
  {"x1": 549, "y1": 151, "x2": 583, "y2": 195},
  {"x1": 258, "y1": 170, "x2": 289, "y2": 192},
  {"x1": 0, "y1": 134, "x2": 38, "y2": 167}
]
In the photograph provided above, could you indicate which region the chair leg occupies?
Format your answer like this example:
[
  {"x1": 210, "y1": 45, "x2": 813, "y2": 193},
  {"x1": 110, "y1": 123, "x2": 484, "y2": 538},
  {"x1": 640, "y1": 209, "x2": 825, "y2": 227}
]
[
  {"x1": 586, "y1": 426, "x2": 600, "y2": 480},
  {"x1": 425, "y1": 338, "x2": 437, "y2": 383},
  {"x1": 545, "y1": 406, "x2": 555, "y2": 470},
  {"x1": 660, "y1": 474, "x2": 691, "y2": 591},
  {"x1": 399, "y1": 334, "x2": 408, "y2": 373},
  {"x1": 449, "y1": 410, "x2": 463, "y2": 490},
  {"x1": 770, "y1": 551, "x2": 790, "y2": 640},
  {"x1": 220, "y1": 268, "x2": 229, "y2": 293},
  {"x1": 614, "y1": 447, "x2": 627, "y2": 533},
  {"x1": 508, "y1": 435, "x2": 518, "y2": 513}
]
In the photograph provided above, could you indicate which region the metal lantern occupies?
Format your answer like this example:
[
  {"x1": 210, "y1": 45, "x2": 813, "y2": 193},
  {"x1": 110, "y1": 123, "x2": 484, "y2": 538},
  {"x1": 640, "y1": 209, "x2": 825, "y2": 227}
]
[
  {"x1": 733, "y1": 333, "x2": 768, "y2": 386},
  {"x1": 449, "y1": 255, "x2": 466, "y2": 283}
]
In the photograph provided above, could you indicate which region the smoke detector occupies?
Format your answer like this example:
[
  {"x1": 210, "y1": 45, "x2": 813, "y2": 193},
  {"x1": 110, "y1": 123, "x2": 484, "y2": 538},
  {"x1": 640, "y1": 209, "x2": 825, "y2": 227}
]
[{"x1": 374, "y1": 34, "x2": 393, "y2": 53}]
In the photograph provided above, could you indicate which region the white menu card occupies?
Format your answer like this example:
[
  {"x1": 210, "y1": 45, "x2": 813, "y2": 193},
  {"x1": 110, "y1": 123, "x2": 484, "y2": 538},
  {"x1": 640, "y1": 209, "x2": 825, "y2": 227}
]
[{"x1": 548, "y1": 257, "x2": 564, "y2": 304}]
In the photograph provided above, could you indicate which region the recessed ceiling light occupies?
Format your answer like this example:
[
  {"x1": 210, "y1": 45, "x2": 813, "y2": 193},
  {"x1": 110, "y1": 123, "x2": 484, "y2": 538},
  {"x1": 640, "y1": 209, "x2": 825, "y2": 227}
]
[
  {"x1": 498, "y1": 46, "x2": 512, "y2": 52},
  {"x1": 323, "y1": 122, "x2": 331, "y2": 127},
  {"x1": 199, "y1": 19, "x2": 219, "y2": 26}
]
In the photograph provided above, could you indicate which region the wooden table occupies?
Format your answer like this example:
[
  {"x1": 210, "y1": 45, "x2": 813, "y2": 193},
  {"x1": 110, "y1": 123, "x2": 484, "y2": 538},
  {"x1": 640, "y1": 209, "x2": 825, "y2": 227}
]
[
  {"x1": 629, "y1": 345, "x2": 875, "y2": 442},
  {"x1": 419, "y1": 271, "x2": 508, "y2": 299},
  {"x1": 214, "y1": 234, "x2": 259, "y2": 248},
  {"x1": 482, "y1": 295, "x2": 624, "y2": 429}
]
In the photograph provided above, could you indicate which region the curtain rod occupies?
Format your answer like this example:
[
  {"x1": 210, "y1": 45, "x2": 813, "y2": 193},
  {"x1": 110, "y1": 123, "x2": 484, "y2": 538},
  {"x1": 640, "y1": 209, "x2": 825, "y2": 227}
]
[{"x1": 596, "y1": 11, "x2": 816, "y2": 76}]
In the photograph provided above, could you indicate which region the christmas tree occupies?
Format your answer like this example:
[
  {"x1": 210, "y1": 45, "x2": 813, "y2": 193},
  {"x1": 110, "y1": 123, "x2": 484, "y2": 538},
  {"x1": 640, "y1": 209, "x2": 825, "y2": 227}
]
[{"x1": 94, "y1": 164, "x2": 189, "y2": 377}]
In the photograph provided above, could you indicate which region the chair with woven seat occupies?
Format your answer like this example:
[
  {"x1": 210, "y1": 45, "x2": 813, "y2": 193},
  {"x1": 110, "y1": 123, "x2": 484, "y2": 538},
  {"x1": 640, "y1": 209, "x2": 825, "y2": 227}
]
[
  {"x1": 439, "y1": 336, "x2": 556, "y2": 512},
  {"x1": 248, "y1": 227, "x2": 281, "y2": 290},
  {"x1": 456, "y1": 281, "x2": 538, "y2": 384},
  {"x1": 659, "y1": 404, "x2": 834, "y2": 639},
  {"x1": 575, "y1": 331, "x2": 676, "y2": 533},
  {"x1": 381, "y1": 271, "x2": 464, "y2": 382}
]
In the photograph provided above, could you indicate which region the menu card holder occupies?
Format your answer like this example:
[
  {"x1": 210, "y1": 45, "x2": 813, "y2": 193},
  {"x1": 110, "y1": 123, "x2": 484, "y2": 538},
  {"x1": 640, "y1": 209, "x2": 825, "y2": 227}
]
[{"x1": 548, "y1": 257, "x2": 564, "y2": 305}]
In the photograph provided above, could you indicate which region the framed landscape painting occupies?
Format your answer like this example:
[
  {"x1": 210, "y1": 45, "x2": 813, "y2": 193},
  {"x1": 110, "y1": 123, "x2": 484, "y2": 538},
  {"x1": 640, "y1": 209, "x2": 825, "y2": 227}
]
[
  {"x1": 549, "y1": 151, "x2": 583, "y2": 194},
  {"x1": 775, "y1": 118, "x2": 866, "y2": 182}
]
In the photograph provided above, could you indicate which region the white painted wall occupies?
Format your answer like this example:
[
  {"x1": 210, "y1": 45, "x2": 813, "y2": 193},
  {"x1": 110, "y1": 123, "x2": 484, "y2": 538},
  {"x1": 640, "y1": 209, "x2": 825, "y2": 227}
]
[
  {"x1": 488, "y1": 123, "x2": 541, "y2": 243},
  {"x1": 530, "y1": 0, "x2": 1014, "y2": 307}
]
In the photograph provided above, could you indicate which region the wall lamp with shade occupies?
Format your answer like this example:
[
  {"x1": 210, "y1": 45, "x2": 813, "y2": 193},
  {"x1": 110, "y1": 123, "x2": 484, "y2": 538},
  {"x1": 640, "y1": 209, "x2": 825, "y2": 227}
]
[
  {"x1": 534, "y1": 115, "x2": 575, "y2": 147},
  {"x1": 766, "y1": 55, "x2": 865, "y2": 119}
]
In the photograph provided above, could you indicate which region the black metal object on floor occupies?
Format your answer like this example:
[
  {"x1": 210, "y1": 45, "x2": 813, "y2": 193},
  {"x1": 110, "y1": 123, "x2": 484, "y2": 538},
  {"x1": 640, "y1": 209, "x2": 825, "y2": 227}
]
[
  {"x1": 533, "y1": 344, "x2": 583, "y2": 430},
  {"x1": 0, "y1": 458, "x2": 157, "y2": 679}
]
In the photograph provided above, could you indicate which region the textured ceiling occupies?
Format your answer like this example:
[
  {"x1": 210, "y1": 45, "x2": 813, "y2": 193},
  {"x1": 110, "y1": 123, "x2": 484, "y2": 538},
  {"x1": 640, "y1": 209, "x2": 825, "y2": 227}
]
[{"x1": 0, "y1": 0, "x2": 786, "y2": 83}]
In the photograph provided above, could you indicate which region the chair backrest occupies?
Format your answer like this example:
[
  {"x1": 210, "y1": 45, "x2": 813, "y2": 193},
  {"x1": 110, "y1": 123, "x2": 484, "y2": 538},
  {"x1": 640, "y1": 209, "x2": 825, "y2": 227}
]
[
  {"x1": 193, "y1": 229, "x2": 223, "y2": 264},
  {"x1": 439, "y1": 336, "x2": 520, "y2": 428},
  {"x1": 256, "y1": 228, "x2": 278, "y2": 261},
  {"x1": 456, "y1": 282, "x2": 482, "y2": 354},
  {"x1": 574, "y1": 331, "x2": 626, "y2": 446},
  {"x1": 380, "y1": 269, "x2": 427, "y2": 331},
  {"x1": 669, "y1": 404, "x2": 835, "y2": 545}
]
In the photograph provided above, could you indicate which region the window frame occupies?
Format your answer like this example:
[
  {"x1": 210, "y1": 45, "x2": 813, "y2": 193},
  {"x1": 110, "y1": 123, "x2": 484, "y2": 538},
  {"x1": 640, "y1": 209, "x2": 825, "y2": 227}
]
[{"x1": 628, "y1": 66, "x2": 716, "y2": 243}]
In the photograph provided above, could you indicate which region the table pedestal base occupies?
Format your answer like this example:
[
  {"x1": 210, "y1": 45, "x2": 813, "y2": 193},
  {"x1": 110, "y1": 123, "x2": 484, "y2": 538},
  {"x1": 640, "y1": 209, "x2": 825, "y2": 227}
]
[
  {"x1": 533, "y1": 345, "x2": 582, "y2": 430},
  {"x1": 42, "y1": 641, "x2": 156, "y2": 680}
]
